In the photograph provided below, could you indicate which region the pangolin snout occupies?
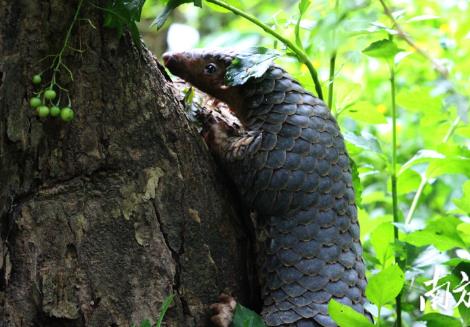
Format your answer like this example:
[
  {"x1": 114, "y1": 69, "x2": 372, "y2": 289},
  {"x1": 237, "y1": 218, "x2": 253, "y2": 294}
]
[{"x1": 162, "y1": 52, "x2": 174, "y2": 66}]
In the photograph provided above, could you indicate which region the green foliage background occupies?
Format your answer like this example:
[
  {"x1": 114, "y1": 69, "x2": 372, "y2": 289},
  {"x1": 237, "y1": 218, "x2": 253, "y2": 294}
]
[{"x1": 134, "y1": 0, "x2": 469, "y2": 325}]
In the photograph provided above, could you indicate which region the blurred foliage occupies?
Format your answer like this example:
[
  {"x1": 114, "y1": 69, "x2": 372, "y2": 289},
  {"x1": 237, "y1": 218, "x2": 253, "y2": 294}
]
[{"x1": 136, "y1": 0, "x2": 470, "y2": 325}]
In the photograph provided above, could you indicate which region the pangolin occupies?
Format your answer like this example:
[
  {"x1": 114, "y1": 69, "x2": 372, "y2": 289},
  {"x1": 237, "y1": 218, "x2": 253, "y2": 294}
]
[{"x1": 162, "y1": 48, "x2": 368, "y2": 327}]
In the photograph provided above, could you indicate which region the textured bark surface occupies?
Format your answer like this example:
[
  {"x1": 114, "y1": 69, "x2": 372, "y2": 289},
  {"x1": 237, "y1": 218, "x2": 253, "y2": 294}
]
[{"x1": 0, "y1": 1, "x2": 253, "y2": 326}]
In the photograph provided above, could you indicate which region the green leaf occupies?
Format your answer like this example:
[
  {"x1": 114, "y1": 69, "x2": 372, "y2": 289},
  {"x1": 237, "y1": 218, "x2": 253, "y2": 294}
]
[
  {"x1": 343, "y1": 131, "x2": 382, "y2": 153},
  {"x1": 140, "y1": 320, "x2": 151, "y2": 327},
  {"x1": 419, "y1": 313, "x2": 463, "y2": 327},
  {"x1": 225, "y1": 47, "x2": 280, "y2": 86},
  {"x1": 396, "y1": 169, "x2": 421, "y2": 195},
  {"x1": 397, "y1": 88, "x2": 442, "y2": 113},
  {"x1": 328, "y1": 299, "x2": 374, "y2": 327},
  {"x1": 426, "y1": 157, "x2": 470, "y2": 178},
  {"x1": 404, "y1": 217, "x2": 466, "y2": 251},
  {"x1": 156, "y1": 294, "x2": 175, "y2": 327},
  {"x1": 232, "y1": 303, "x2": 266, "y2": 327},
  {"x1": 362, "y1": 39, "x2": 403, "y2": 59},
  {"x1": 399, "y1": 149, "x2": 444, "y2": 174},
  {"x1": 370, "y1": 222, "x2": 395, "y2": 265},
  {"x1": 406, "y1": 15, "x2": 440, "y2": 23},
  {"x1": 366, "y1": 264, "x2": 404, "y2": 307},
  {"x1": 344, "y1": 101, "x2": 387, "y2": 124},
  {"x1": 457, "y1": 222, "x2": 470, "y2": 245},
  {"x1": 351, "y1": 159, "x2": 363, "y2": 208},
  {"x1": 299, "y1": 0, "x2": 311, "y2": 14},
  {"x1": 152, "y1": 0, "x2": 200, "y2": 30}
]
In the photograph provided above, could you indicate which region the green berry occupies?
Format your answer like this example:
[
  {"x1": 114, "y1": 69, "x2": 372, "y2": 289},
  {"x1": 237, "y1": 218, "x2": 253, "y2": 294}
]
[
  {"x1": 60, "y1": 107, "x2": 74, "y2": 122},
  {"x1": 37, "y1": 106, "x2": 50, "y2": 118},
  {"x1": 30, "y1": 97, "x2": 42, "y2": 108},
  {"x1": 44, "y1": 89, "x2": 57, "y2": 100},
  {"x1": 50, "y1": 106, "x2": 60, "y2": 117},
  {"x1": 32, "y1": 75, "x2": 42, "y2": 85}
]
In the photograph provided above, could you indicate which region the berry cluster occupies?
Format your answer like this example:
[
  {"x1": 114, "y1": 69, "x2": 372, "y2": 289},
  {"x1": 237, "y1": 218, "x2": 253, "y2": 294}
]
[{"x1": 29, "y1": 74, "x2": 74, "y2": 122}]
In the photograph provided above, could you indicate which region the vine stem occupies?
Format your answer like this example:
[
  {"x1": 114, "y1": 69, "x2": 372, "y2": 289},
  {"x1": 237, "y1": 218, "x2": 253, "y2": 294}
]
[
  {"x1": 328, "y1": 53, "x2": 336, "y2": 110},
  {"x1": 389, "y1": 60, "x2": 402, "y2": 327},
  {"x1": 404, "y1": 116, "x2": 461, "y2": 225},
  {"x1": 50, "y1": 0, "x2": 84, "y2": 87},
  {"x1": 328, "y1": 0, "x2": 340, "y2": 110},
  {"x1": 205, "y1": 0, "x2": 324, "y2": 100}
]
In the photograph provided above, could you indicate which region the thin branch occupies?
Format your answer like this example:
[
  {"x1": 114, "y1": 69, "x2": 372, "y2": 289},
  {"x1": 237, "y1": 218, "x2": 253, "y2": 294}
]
[{"x1": 378, "y1": 0, "x2": 448, "y2": 77}]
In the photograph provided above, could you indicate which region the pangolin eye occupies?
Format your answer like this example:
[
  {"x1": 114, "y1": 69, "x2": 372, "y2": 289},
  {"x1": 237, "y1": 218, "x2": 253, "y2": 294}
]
[{"x1": 204, "y1": 63, "x2": 217, "y2": 74}]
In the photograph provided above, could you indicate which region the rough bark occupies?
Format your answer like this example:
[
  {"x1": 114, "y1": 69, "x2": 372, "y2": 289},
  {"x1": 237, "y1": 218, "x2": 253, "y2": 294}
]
[{"x1": 0, "y1": 1, "x2": 254, "y2": 326}]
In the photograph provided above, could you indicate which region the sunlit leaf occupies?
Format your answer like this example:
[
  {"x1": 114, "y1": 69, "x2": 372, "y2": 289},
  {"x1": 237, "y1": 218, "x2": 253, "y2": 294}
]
[
  {"x1": 344, "y1": 131, "x2": 382, "y2": 153},
  {"x1": 397, "y1": 88, "x2": 442, "y2": 113},
  {"x1": 419, "y1": 313, "x2": 462, "y2": 327},
  {"x1": 344, "y1": 101, "x2": 387, "y2": 124},
  {"x1": 426, "y1": 158, "x2": 470, "y2": 178},
  {"x1": 328, "y1": 299, "x2": 374, "y2": 327},
  {"x1": 363, "y1": 39, "x2": 403, "y2": 59},
  {"x1": 396, "y1": 169, "x2": 421, "y2": 195},
  {"x1": 404, "y1": 217, "x2": 466, "y2": 251},
  {"x1": 457, "y1": 222, "x2": 470, "y2": 246},
  {"x1": 366, "y1": 264, "x2": 404, "y2": 307},
  {"x1": 399, "y1": 149, "x2": 444, "y2": 174},
  {"x1": 453, "y1": 181, "x2": 470, "y2": 214},
  {"x1": 370, "y1": 222, "x2": 395, "y2": 265},
  {"x1": 406, "y1": 15, "x2": 441, "y2": 23}
]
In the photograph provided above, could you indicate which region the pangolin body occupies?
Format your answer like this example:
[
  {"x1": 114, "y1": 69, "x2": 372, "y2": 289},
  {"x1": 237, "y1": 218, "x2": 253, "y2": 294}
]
[{"x1": 163, "y1": 49, "x2": 368, "y2": 327}]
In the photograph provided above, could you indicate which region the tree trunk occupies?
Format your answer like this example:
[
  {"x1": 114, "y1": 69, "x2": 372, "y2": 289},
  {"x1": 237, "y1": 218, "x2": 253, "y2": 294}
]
[{"x1": 0, "y1": 1, "x2": 254, "y2": 326}]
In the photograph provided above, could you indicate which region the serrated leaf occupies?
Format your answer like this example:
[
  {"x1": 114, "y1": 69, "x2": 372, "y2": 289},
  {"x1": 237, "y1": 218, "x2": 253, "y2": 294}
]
[
  {"x1": 225, "y1": 47, "x2": 279, "y2": 86},
  {"x1": 404, "y1": 217, "x2": 466, "y2": 251},
  {"x1": 363, "y1": 39, "x2": 403, "y2": 59},
  {"x1": 232, "y1": 303, "x2": 266, "y2": 327},
  {"x1": 366, "y1": 264, "x2": 404, "y2": 307},
  {"x1": 454, "y1": 181, "x2": 470, "y2": 213},
  {"x1": 328, "y1": 299, "x2": 374, "y2": 327},
  {"x1": 152, "y1": 0, "x2": 198, "y2": 30},
  {"x1": 419, "y1": 313, "x2": 462, "y2": 327}
]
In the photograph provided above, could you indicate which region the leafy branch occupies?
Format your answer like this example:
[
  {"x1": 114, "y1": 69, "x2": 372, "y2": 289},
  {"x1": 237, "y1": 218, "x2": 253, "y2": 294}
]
[{"x1": 205, "y1": 0, "x2": 323, "y2": 100}]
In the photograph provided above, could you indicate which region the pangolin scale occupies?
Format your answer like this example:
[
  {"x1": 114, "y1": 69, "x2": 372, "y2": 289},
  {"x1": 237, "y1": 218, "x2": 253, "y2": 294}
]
[{"x1": 163, "y1": 49, "x2": 368, "y2": 327}]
